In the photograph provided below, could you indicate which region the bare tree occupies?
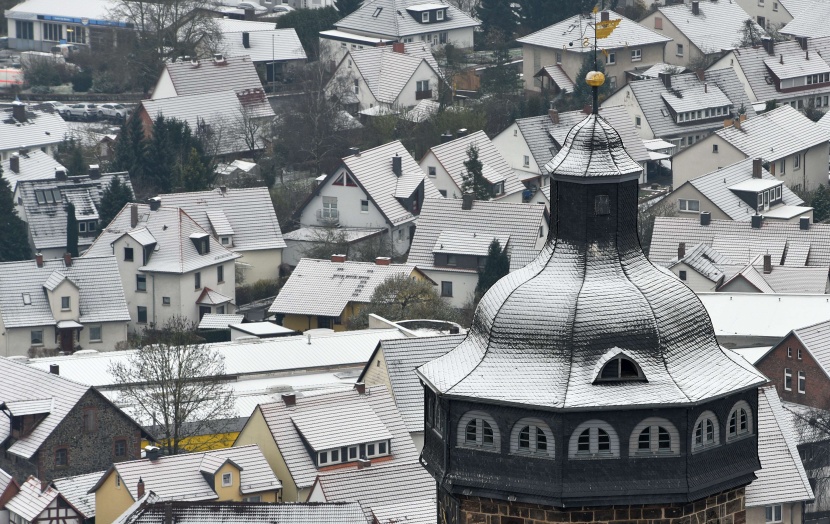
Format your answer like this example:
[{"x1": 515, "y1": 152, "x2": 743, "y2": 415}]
[
  {"x1": 233, "y1": 105, "x2": 268, "y2": 161},
  {"x1": 109, "y1": 316, "x2": 235, "y2": 455}
]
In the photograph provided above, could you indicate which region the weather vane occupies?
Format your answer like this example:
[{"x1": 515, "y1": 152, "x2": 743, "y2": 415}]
[{"x1": 584, "y1": 1, "x2": 620, "y2": 114}]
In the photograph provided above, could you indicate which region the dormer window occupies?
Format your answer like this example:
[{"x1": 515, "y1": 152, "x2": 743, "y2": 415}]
[
  {"x1": 436, "y1": 9, "x2": 444, "y2": 20},
  {"x1": 61, "y1": 296, "x2": 70, "y2": 310},
  {"x1": 596, "y1": 354, "x2": 645, "y2": 382},
  {"x1": 422, "y1": 11, "x2": 429, "y2": 22},
  {"x1": 492, "y1": 181, "x2": 504, "y2": 196},
  {"x1": 222, "y1": 472, "x2": 232, "y2": 486},
  {"x1": 372, "y1": 6, "x2": 382, "y2": 16},
  {"x1": 22, "y1": 293, "x2": 31, "y2": 305}
]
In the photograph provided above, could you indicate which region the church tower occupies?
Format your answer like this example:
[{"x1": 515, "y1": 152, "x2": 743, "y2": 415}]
[{"x1": 416, "y1": 71, "x2": 767, "y2": 524}]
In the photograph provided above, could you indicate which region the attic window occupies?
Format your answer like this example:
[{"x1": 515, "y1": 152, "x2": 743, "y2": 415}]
[
  {"x1": 373, "y1": 7, "x2": 382, "y2": 16},
  {"x1": 436, "y1": 9, "x2": 444, "y2": 20},
  {"x1": 333, "y1": 172, "x2": 358, "y2": 187},
  {"x1": 22, "y1": 293, "x2": 31, "y2": 305},
  {"x1": 596, "y1": 355, "x2": 645, "y2": 382},
  {"x1": 422, "y1": 12, "x2": 429, "y2": 22}
]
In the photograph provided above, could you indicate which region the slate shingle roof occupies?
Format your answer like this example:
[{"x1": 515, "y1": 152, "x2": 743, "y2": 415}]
[
  {"x1": 656, "y1": 1, "x2": 762, "y2": 54},
  {"x1": 53, "y1": 471, "x2": 101, "y2": 518},
  {"x1": 85, "y1": 204, "x2": 240, "y2": 274},
  {"x1": 0, "y1": 256, "x2": 130, "y2": 329},
  {"x1": 746, "y1": 386, "x2": 814, "y2": 506},
  {"x1": 407, "y1": 198, "x2": 546, "y2": 272},
  {"x1": 269, "y1": 259, "x2": 423, "y2": 317},
  {"x1": 348, "y1": 48, "x2": 435, "y2": 105},
  {"x1": 18, "y1": 172, "x2": 132, "y2": 252},
  {"x1": 254, "y1": 386, "x2": 418, "y2": 489},
  {"x1": 0, "y1": 107, "x2": 68, "y2": 152},
  {"x1": 426, "y1": 130, "x2": 525, "y2": 197},
  {"x1": 116, "y1": 500, "x2": 368, "y2": 524},
  {"x1": 1, "y1": 150, "x2": 65, "y2": 191},
  {"x1": 518, "y1": 11, "x2": 670, "y2": 51},
  {"x1": 157, "y1": 187, "x2": 286, "y2": 252},
  {"x1": 160, "y1": 55, "x2": 263, "y2": 97},
  {"x1": 714, "y1": 105, "x2": 827, "y2": 161},
  {"x1": 334, "y1": 0, "x2": 478, "y2": 38},
  {"x1": 625, "y1": 69, "x2": 755, "y2": 139}
]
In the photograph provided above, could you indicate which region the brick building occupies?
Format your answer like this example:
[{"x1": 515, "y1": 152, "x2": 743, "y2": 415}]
[
  {"x1": 755, "y1": 320, "x2": 830, "y2": 410},
  {"x1": 0, "y1": 359, "x2": 150, "y2": 483}
]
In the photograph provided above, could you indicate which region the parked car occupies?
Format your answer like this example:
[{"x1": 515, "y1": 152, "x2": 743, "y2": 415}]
[
  {"x1": 66, "y1": 103, "x2": 97, "y2": 120},
  {"x1": 40, "y1": 101, "x2": 70, "y2": 116},
  {"x1": 272, "y1": 5, "x2": 294, "y2": 13},
  {"x1": 98, "y1": 103, "x2": 129, "y2": 120}
]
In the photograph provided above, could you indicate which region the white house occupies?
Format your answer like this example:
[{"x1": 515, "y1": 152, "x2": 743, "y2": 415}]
[
  {"x1": 157, "y1": 187, "x2": 286, "y2": 283},
  {"x1": 420, "y1": 130, "x2": 527, "y2": 202},
  {"x1": 734, "y1": 0, "x2": 808, "y2": 29},
  {"x1": 151, "y1": 55, "x2": 263, "y2": 99},
  {"x1": 0, "y1": 102, "x2": 69, "y2": 161},
  {"x1": 84, "y1": 203, "x2": 239, "y2": 331},
  {"x1": 0, "y1": 254, "x2": 130, "y2": 356},
  {"x1": 296, "y1": 141, "x2": 443, "y2": 255}
]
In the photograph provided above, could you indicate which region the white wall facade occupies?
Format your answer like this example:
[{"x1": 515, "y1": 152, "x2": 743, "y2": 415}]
[
  {"x1": 492, "y1": 123, "x2": 546, "y2": 184},
  {"x1": 734, "y1": 0, "x2": 796, "y2": 28},
  {"x1": 639, "y1": 12, "x2": 706, "y2": 69},
  {"x1": 423, "y1": 268, "x2": 477, "y2": 308},
  {"x1": 151, "y1": 69, "x2": 177, "y2": 98},
  {"x1": 0, "y1": 319, "x2": 128, "y2": 357},
  {"x1": 604, "y1": 85, "x2": 657, "y2": 141}
]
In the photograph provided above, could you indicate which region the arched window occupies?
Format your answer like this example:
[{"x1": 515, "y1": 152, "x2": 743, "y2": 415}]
[
  {"x1": 569, "y1": 420, "x2": 620, "y2": 459},
  {"x1": 629, "y1": 417, "x2": 680, "y2": 456},
  {"x1": 509, "y1": 418, "x2": 555, "y2": 458},
  {"x1": 457, "y1": 411, "x2": 501, "y2": 451},
  {"x1": 692, "y1": 411, "x2": 720, "y2": 452},
  {"x1": 727, "y1": 401, "x2": 753, "y2": 441},
  {"x1": 593, "y1": 349, "x2": 646, "y2": 383}
]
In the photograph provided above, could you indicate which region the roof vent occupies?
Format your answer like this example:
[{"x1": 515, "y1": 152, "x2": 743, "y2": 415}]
[
  {"x1": 213, "y1": 53, "x2": 225, "y2": 63},
  {"x1": 700, "y1": 211, "x2": 711, "y2": 226},
  {"x1": 49, "y1": 364, "x2": 59, "y2": 375},
  {"x1": 751, "y1": 214, "x2": 762, "y2": 229},
  {"x1": 800, "y1": 216, "x2": 810, "y2": 230}
]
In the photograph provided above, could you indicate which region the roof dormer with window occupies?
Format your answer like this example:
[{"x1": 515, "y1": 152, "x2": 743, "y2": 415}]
[
  {"x1": 432, "y1": 231, "x2": 509, "y2": 270},
  {"x1": 728, "y1": 178, "x2": 783, "y2": 213},
  {"x1": 660, "y1": 82, "x2": 733, "y2": 125},
  {"x1": 764, "y1": 53, "x2": 830, "y2": 92},
  {"x1": 407, "y1": 3, "x2": 448, "y2": 24}
]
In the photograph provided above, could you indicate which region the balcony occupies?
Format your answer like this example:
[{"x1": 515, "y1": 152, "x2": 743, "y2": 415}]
[
  {"x1": 316, "y1": 208, "x2": 339, "y2": 225},
  {"x1": 415, "y1": 89, "x2": 432, "y2": 100}
]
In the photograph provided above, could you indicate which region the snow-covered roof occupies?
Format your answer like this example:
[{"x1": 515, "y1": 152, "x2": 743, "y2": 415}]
[
  {"x1": 160, "y1": 55, "x2": 262, "y2": 97},
  {"x1": 518, "y1": 11, "x2": 669, "y2": 52},
  {"x1": 347, "y1": 47, "x2": 438, "y2": 105},
  {"x1": 334, "y1": 0, "x2": 478, "y2": 38},
  {"x1": 198, "y1": 313, "x2": 245, "y2": 329},
  {"x1": 655, "y1": 1, "x2": 763, "y2": 55},
  {"x1": 1, "y1": 150, "x2": 66, "y2": 192},
  {"x1": 781, "y1": 0, "x2": 830, "y2": 37},
  {"x1": 216, "y1": 27, "x2": 306, "y2": 63},
  {"x1": 0, "y1": 107, "x2": 68, "y2": 154}
]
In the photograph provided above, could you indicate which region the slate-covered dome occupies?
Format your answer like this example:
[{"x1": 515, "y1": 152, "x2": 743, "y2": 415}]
[{"x1": 417, "y1": 115, "x2": 765, "y2": 409}]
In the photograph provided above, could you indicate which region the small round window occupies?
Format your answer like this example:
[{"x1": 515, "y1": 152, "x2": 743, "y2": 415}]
[{"x1": 597, "y1": 355, "x2": 645, "y2": 382}]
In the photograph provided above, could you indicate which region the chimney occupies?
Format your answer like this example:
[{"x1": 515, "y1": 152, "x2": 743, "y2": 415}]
[
  {"x1": 461, "y1": 193, "x2": 474, "y2": 210},
  {"x1": 392, "y1": 155, "x2": 402, "y2": 177},
  {"x1": 354, "y1": 382, "x2": 366, "y2": 394},
  {"x1": 35, "y1": 253, "x2": 43, "y2": 268},
  {"x1": 600, "y1": 10, "x2": 609, "y2": 21},
  {"x1": 9, "y1": 154, "x2": 19, "y2": 173},
  {"x1": 144, "y1": 445, "x2": 160, "y2": 461},
  {"x1": 797, "y1": 36, "x2": 808, "y2": 50},
  {"x1": 63, "y1": 253, "x2": 72, "y2": 268},
  {"x1": 440, "y1": 132, "x2": 453, "y2": 143},
  {"x1": 244, "y1": 7, "x2": 255, "y2": 20},
  {"x1": 282, "y1": 392, "x2": 296, "y2": 406},
  {"x1": 148, "y1": 197, "x2": 161, "y2": 211},
  {"x1": 49, "y1": 364, "x2": 59, "y2": 375},
  {"x1": 392, "y1": 42, "x2": 405, "y2": 53},
  {"x1": 375, "y1": 257, "x2": 391, "y2": 266},
  {"x1": 752, "y1": 158, "x2": 762, "y2": 178},
  {"x1": 751, "y1": 214, "x2": 762, "y2": 228},
  {"x1": 137, "y1": 477, "x2": 145, "y2": 499},
  {"x1": 659, "y1": 72, "x2": 671, "y2": 89},
  {"x1": 700, "y1": 211, "x2": 711, "y2": 226},
  {"x1": 761, "y1": 37, "x2": 774, "y2": 55},
  {"x1": 456, "y1": 128, "x2": 468, "y2": 138},
  {"x1": 40, "y1": 480, "x2": 49, "y2": 493},
  {"x1": 734, "y1": 117, "x2": 741, "y2": 130},
  {"x1": 88, "y1": 164, "x2": 100, "y2": 179},
  {"x1": 331, "y1": 254, "x2": 347, "y2": 263},
  {"x1": 678, "y1": 242, "x2": 686, "y2": 259},
  {"x1": 164, "y1": 503, "x2": 173, "y2": 524},
  {"x1": 242, "y1": 32, "x2": 250, "y2": 49},
  {"x1": 349, "y1": 147, "x2": 360, "y2": 156},
  {"x1": 548, "y1": 108, "x2": 560, "y2": 124},
  {"x1": 692, "y1": 0, "x2": 699, "y2": 15},
  {"x1": 55, "y1": 168, "x2": 67, "y2": 180},
  {"x1": 357, "y1": 458, "x2": 371, "y2": 469},
  {"x1": 800, "y1": 216, "x2": 810, "y2": 230},
  {"x1": 12, "y1": 100, "x2": 26, "y2": 123},
  {"x1": 219, "y1": 185, "x2": 227, "y2": 194},
  {"x1": 763, "y1": 254, "x2": 772, "y2": 274},
  {"x1": 695, "y1": 69, "x2": 705, "y2": 81},
  {"x1": 130, "y1": 203, "x2": 139, "y2": 228},
  {"x1": 724, "y1": 118, "x2": 734, "y2": 128}
]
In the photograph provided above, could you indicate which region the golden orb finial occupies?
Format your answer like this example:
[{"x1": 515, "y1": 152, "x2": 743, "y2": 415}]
[{"x1": 586, "y1": 70, "x2": 605, "y2": 87}]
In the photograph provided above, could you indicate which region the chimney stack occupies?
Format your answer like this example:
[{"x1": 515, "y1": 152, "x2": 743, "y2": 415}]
[
  {"x1": 35, "y1": 253, "x2": 43, "y2": 268},
  {"x1": 63, "y1": 252, "x2": 72, "y2": 267},
  {"x1": 357, "y1": 458, "x2": 371, "y2": 469},
  {"x1": 243, "y1": 7, "x2": 255, "y2": 20},
  {"x1": 678, "y1": 242, "x2": 686, "y2": 259},
  {"x1": 600, "y1": 10, "x2": 609, "y2": 21},
  {"x1": 800, "y1": 216, "x2": 810, "y2": 230},
  {"x1": 144, "y1": 445, "x2": 160, "y2": 461},
  {"x1": 9, "y1": 154, "x2": 19, "y2": 173},
  {"x1": 137, "y1": 477, "x2": 145, "y2": 499},
  {"x1": 763, "y1": 254, "x2": 772, "y2": 274},
  {"x1": 40, "y1": 480, "x2": 49, "y2": 493},
  {"x1": 658, "y1": 71, "x2": 671, "y2": 89},
  {"x1": 392, "y1": 42, "x2": 405, "y2": 53},
  {"x1": 700, "y1": 211, "x2": 711, "y2": 226},
  {"x1": 88, "y1": 164, "x2": 100, "y2": 179},
  {"x1": 331, "y1": 254, "x2": 347, "y2": 263},
  {"x1": 548, "y1": 108, "x2": 560, "y2": 124},
  {"x1": 392, "y1": 155, "x2": 402, "y2": 177},
  {"x1": 349, "y1": 147, "x2": 360, "y2": 156},
  {"x1": 219, "y1": 185, "x2": 227, "y2": 194},
  {"x1": 761, "y1": 37, "x2": 774, "y2": 55},
  {"x1": 696, "y1": 69, "x2": 705, "y2": 82},
  {"x1": 456, "y1": 128, "x2": 468, "y2": 138},
  {"x1": 242, "y1": 31, "x2": 250, "y2": 49},
  {"x1": 354, "y1": 382, "x2": 366, "y2": 394},
  {"x1": 752, "y1": 158, "x2": 762, "y2": 178},
  {"x1": 692, "y1": 0, "x2": 699, "y2": 15},
  {"x1": 130, "y1": 204, "x2": 139, "y2": 228},
  {"x1": 148, "y1": 197, "x2": 161, "y2": 211},
  {"x1": 282, "y1": 392, "x2": 296, "y2": 406},
  {"x1": 734, "y1": 117, "x2": 741, "y2": 131},
  {"x1": 12, "y1": 100, "x2": 26, "y2": 123},
  {"x1": 462, "y1": 193, "x2": 474, "y2": 210},
  {"x1": 50, "y1": 364, "x2": 59, "y2": 375},
  {"x1": 440, "y1": 132, "x2": 453, "y2": 143},
  {"x1": 55, "y1": 168, "x2": 67, "y2": 180},
  {"x1": 751, "y1": 214, "x2": 762, "y2": 229},
  {"x1": 375, "y1": 257, "x2": 391, "y2": 266}
]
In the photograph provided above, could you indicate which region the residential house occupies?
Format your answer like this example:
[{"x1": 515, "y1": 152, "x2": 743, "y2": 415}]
[
  {"x1": 781, "y1": 1, "x2": 830, "y2": 38},
  {"x1": 109, "y1": 497, "x2": 368, "y2": 524},
  {"x1": 0, "y1": 102, "x2": 68, "y2": 161},
  {"x1": 517, "y1": 11, "x2": 671, "y2": 94},
  {"x1": 604, "y1": 69, "x2": 755, "y2": 152},
  {"x1": 281, "y1": 227, "x2": 385, "y2": 267},
  {"x1": 269, "y1": 256, "x2": 431, "y2": 332},
  {"x1": 0, "y1": 254, "x2": 130, "y2": 356},
  {"x1": 406, "y1": 197, "x2": 548, "y2": 307},
  {"x1": 745, "y1": 387, "x2": 814, "y2": 524},
  {"x1": 420, "y1": 130, "x2": 526, "y2": 202},
  {"x1": 207, "y1": 20, "x2": 306, "y2": 83},
  {"x1": 53, "y1": 471, "x2": 100, "y2": 523},
  {"x1": 89, "y1": 445, "x2": 282, "y2": 524},
  {"x1": 84, "y1": 203, "x2": 240, "y2": 330},
  {"x1": 672, "y1": 105, "x2": 828, "y2": 191},
  {"x1": 1, "y1": 150, "x2": 66, "y2": 193},
  {"x1": 307, "y1": 461, "x2": 435, "y2": 524},
  {"x1": 296, "y1": 141, "x2": 442, "y2": 255},
  {"x1": 0, "y1": 469, "x2": 19, "y2": 524},
  {"x1": 668, "y1": 158, "x2": 812, "y2": 222},
  {"x1": 157, "y1": 187, "x2": 286, "y2": 283},
  {"x1": 640, "y1": 0, "x2": 763, "y2": 68},
  {"x1": 4, "y1": 477, "x2": 83, "y2": 524},
  {"x1": 710, "y1": 36, "x2": 830, "y2": 110},
  {"x1": 15, "y1": 170, "x2": 133, "y2": 259},
  {"x1": 0, "y1": 358, "x2": 148, "y2": 484},
  {"x1": 327, "y1": 45, "x2": 442, "y2": 114},
  {"x1": 734, "y1": 0, "x2": 810, "y2": 31},
  {"x1": 359, "y1": 334, "x2": 463, "y2": 450},
  {"x1": 233, "y1": 385, "x2": 419, "y2": 502},
  {"x1": 493, "y1": 106, "x2": 651, "y2": 187},
  {"x1": 151, "y1": 55, "x2": 262, "y2": 99},
  {"x1": 5, "y1": 0, "x2": 131, "y2": 52},
  {"x1": 321, "y1": 0, "x2": 478, "y2": 56}
]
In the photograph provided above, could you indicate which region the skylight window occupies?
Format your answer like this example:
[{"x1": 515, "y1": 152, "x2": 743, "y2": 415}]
[
  {"x1": 373, "y1": 7, "x2": 382, "y2": 16},
  {"x1": 22, "y1": 293, "x2": 31, "y2": 305}
]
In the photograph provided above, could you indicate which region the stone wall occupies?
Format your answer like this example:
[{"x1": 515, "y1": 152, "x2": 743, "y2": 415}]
[{"x1": 455, "y1": 487, "x2": 746, "y2": 524}]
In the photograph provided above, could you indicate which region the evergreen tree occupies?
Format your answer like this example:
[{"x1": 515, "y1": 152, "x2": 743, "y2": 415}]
[
  {"x1": 66, "y1": 202, "x2": 79, "y2": 257},
  {"x1": 517, "y1": 0, "x2": 594, "y2": 34},
  {"x1": 475, "y1": 0, "x2": 516, "y2": 42},
  {"x1": 570, "y1": 53, "x2": 610, "y2": 110},
  {"x1": 276, "y1": 7, "x2": 341, "y2": 60},
  {"x1": 111, "y1": 116, "x2": 146, "y2": 181},
  {"x1": 98, "y1": 175, "x2": 134, "y2": 229},
  {"x1": 480, "y1": 45, "x2": 522, "y2": 97},
  {"x1": 811, "y1": 185, "x2": 830, "y2": 222},
  {"x1": 476, "y1": 239, "x2": 510, "y2": 297},
  {"x1": 55, "y1": 138, "x2": 87, "y2": 177},
  {"x1": 0, "y1": 164, "x2": 32, "y2": 262},
  {"x1": 461, "y1": 145, "x2": 492, "y2": 200},
  {"x1": 146, "y1": 114, "x2": 175, "y2": 193},
  {"x1": 335, "y1": 0, "x2": 362, "y2": 18},
  {"x1": 177, "y1": 147, "x2": 214, "y2": 192}
]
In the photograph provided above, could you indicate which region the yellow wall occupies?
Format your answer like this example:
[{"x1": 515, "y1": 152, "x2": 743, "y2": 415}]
[
  {"x1": 141, "y1": 432, "x2": 239, "y2": 453},
  {"x1": 94, "y1": 471, "x2": 136, "y2": 524},
  {"x1": 362, "y1": 348, "x2": 393, "y2": 395},
  {"x1": 213, "y1": 462, "x2": 281, "y2": 502},
  {"x1": 234, "y1": 409, "x2": 301, "y2": 501}
]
